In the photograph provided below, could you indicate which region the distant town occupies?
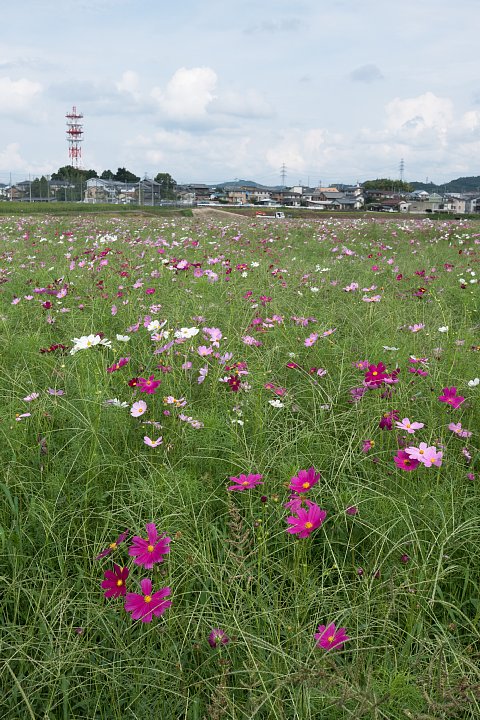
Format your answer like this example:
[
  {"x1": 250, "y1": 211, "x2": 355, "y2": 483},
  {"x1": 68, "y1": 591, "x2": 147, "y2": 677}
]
[{"x1": 2, "y1": 169, "x2": 480, "y2": 215}]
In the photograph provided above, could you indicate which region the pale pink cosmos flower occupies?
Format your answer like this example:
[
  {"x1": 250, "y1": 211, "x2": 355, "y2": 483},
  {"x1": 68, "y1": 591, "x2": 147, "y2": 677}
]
[
  {"x1": 23, "y1": 392, "x2": 40, "y2": 402},
  {"x1": 304, "y1": 333, "x2": 319, "y2": 347},
  {"x1": 197, "y1": 345, "x2": 213, "y2": 357},
  {"x1": 448, "y1": 422, "x2": 472, "y2": 438},
  {"x1": 131, "y1": 401, "x2": 147, "y2": 417},
  {"x1": 144, "y1": 436, "x2": 163, "y2": 447},
  {"x1": 409, "y1": 323, "x2": 425, "y2": 333},
  {"x1": 405, "y1": 443, "x2": 443, "y2": 467},
  {"x1": 395, "y1": 418, "x2": 425, "y2": 434}
]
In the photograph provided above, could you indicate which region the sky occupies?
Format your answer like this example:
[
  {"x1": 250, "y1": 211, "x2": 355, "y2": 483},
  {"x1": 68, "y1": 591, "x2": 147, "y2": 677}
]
[{"x1": 1, "y1": 0, "x2": 480, "y2": 187}]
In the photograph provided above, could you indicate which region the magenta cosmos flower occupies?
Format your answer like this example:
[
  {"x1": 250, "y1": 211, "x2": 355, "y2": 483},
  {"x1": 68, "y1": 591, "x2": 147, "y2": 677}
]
[
  {"x1": 393, "y1": 450, "x2": 420, "y2": 471},
  {"x1": 137, "y1": 375, "x2": 161, "y2": 394},
  {"x1": 128, "y1": 523, "x2": 171, "y2": 569},
  {"x1": 286, "y1": 501, "x2": 327, "y2": 538},
  {"x1": 438, "y1": 386, "x2": 465, "y2": 409},
  {"x1": 289, "y1": 467, "x2": 321, "y2": 493},
  {"x1": 101, "y1": 564, "x2": 129, "y2": 598},
  {"x1": 364, "y1": 362, "x2": 388, "y2": 387},
  {"x1": 315, "y1": 622, "x2": 350, "y2": 651},
  {"x1": 124, "y1": 578, "x2": 172, "y2": 622},
  {"x1": 227, "y1": 473, "x2": 264, "y2": 491},
  {"x1": 95, "y1": 530, "x2": 129, "y2": 560},
  {"x1": 208, "y1": 628, "x2": 230, "y2": 648}
]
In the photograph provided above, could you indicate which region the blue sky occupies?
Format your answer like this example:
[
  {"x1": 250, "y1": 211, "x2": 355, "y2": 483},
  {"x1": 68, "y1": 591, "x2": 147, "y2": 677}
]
[{"x1": 1, "y1": 0, "x2": 480, "y2": 185}]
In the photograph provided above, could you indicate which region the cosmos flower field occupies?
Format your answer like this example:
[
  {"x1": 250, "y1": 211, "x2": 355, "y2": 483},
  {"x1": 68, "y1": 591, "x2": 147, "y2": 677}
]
[{"x1": 1, "y1": 211, "x2": 479, "y2": 719}]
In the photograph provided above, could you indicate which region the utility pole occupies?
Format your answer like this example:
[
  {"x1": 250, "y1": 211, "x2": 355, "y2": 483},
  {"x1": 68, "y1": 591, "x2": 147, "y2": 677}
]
[
  {"x1": 399, "y1": 158, "x2": 405, "y2": 183},
  {"x1": 280, "y1": 163, "x2": 287, "y2": 188}
]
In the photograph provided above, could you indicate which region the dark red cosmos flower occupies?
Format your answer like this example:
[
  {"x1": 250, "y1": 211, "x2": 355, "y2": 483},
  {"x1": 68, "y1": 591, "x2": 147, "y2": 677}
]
[
  {"x1": 128, "y1": 377, "x2": 139, "y2": 387},
  {"x1": 227, "y1": 375, "x2": 241, "y2": 392},
  {"x1": 379, "y1": 410, "x2": 400, "y2": 430}
]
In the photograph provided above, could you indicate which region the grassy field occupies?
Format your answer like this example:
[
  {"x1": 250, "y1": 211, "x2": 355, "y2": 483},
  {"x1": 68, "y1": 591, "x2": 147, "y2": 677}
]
[{"x1": 0, "y1": 212, "x2": 479, "y2": 719}]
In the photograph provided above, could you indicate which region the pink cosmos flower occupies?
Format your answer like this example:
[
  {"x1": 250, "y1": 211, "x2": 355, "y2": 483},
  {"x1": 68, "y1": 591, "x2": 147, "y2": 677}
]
[
  {"x1": 405, "y1": 443, "x2": 443, "y2": 467},
  {"x1": 315, "y1": 622, "x2": 350, "y2": 651},
  {"x1": 107, "y1": 357, "x2": 130, "y2": 373},
  {"x1": 286, "y1": 501, "x2": 327, "y2": 538},
  {"x1": 304, "y1": 333, "x2": 319, "y2": 347},
  {"x1": 101, "y1": 564, "x2": 129, "y2": 598},
  {"x1": 143, "y1": 436, "x2": 163, "y2": 447},
  {"x1": 128, "y1": 523, "x2": 171, "y2": 569},
  {"x1": 448, "y1": 422, "x2": 472, "y2": 438},
  {"x1": 124, "y1": 578, "x2": 172, "y2": 622},
  {"x1": 137, "y1": 375, "x2": 161, "y2": 394},
  {"x1": 23, "y1": 392, "x2": 40, "y2": 402},
  {"x1": 227, "y1": 473, "x2": 264, "y2": 491},
  {"x1": 409, "y1": 323, "x2": 425, "y2": 333},
  {"x1": 362, "y1": 439, "x2": 375, "y2": 452},
  {"x1": 395, "y1": 418, "x2": 425, "y2": 434},
  {"x1": 95, "y1": 530, "x2": 129, "y2": 560},
  {"x1": 130, "y1": 400, "x2": 147, "y2": 417},
  {"x1": 438, "y1": 387, "x2": 465, "y2": 409},
  {"x1": 289, "y1": 467, "x2": 321, "y2": 494},
  {"x1": 393, "y1": 450, "x2": 420, "y2": 471}
]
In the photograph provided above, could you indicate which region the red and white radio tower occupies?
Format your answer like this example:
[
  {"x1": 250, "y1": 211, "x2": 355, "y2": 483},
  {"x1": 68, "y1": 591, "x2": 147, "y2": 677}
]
[{"x1": 66, "y1": 106, "x2": 83, "y2": 168}]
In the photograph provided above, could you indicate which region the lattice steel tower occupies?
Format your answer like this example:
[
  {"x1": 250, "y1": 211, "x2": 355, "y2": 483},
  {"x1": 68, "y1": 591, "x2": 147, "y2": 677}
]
[{"x1": 66, "y1": 106, "x2": 83, "y2": 168}]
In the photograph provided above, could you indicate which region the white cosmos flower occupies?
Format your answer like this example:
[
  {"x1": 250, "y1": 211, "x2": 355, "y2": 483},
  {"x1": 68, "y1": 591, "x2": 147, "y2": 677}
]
[
  {"x1": 269, "y1": 399, "x2": 284, "y2": 408},
  {"x1": 70, "y1": 334, "x2": 112, "y2": 354},
  {"x1": 438, "y1": 326, "x2": 449, "y2": 333},
  {"x1": 174, "y1": 327, "x2": 199, "y2": 339},
  {"x1": 383, "y1": 346, "x2": 399, "y2": 351},
  {"x1": 468, "y1": 378, "x2": 479, "y2": 387},
  {"x1": 116, "y1": 334, "x2": 130, "y2": 342}
]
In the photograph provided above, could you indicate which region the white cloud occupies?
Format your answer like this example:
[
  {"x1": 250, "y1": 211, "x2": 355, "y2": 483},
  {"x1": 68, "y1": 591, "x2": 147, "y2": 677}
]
[
  {"x1": 210, "y1": 89, "x2": 273, "y2": 119},
  {"x1": 115, "y1": 70, "x2": 141, "y2": 102},
  {"x1": 0, "y1": 76, "x2": 42, "y2": 116},
  {"x1": 151, "y1": 67, "x2": 217, "y2": 121},
  {"x1": 385, "y1": 92, "x2": 453, "y2": 136}
]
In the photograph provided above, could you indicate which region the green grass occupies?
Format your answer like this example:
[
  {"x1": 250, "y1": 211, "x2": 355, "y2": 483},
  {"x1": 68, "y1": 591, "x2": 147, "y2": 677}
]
[
  {"x1": 0, "y1": 201, "x2": 193, "y2": 216},
  {"x1": 0, "y1": 213, "x2": 479, "y2": 719}
]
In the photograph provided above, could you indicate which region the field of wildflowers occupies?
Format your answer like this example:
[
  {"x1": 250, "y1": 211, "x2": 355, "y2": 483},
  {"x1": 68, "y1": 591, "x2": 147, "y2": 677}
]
[{"x1": 0, "y1": 212, "x2": 479, "y2": 719}]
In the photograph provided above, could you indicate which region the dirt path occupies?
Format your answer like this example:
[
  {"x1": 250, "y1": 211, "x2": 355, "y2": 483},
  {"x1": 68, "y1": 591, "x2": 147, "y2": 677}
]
[{"x1": 192, "y1": 207, "x2": 252, "y2": 221}]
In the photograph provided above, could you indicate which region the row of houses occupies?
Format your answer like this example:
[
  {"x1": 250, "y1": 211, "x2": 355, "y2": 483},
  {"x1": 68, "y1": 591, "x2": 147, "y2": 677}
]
[{"x1": 2, "y1": 178, "x2": 480, "y2": 214}]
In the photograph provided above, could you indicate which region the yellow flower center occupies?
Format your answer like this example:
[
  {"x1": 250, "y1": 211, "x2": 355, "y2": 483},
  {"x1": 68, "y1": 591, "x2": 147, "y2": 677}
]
[
  {"x1": 242, "y1": 481, "x2": 249, "y2": 485},
  {"x1": 147, "y1": 544, "x2": 154, "y2": 552},
  {"x1": 302, "y1": 482, "x2": 311, "y2": 489},
  {"x1": 305, "y1": 521, "x2": 313, "y2": 529},
  {"x1": 144, "y1": 595, "x2": 152, "y2": 603},
  {"x1": 419, "y1": 449, "x2": 424, "y2": 454},
  {"x1": 116, "y1": 579, "x2": 123, "y2": 587},
  {"x1": 406, "y1": 423, "x2": 411, "y2": 428},
  {"x1": 327, "y1": 635, "x2": 335, "y2": 643},
  {"x1": 372, "y1": 371, "x2": 378, "y2": 376},
  {"x1": 109, "y1": 542, "x2": 117, "y2": 549}
]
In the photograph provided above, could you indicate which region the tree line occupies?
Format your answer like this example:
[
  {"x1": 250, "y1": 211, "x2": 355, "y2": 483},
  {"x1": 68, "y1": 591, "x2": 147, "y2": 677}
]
[{"x1": 23, "y1": 166, "x2": 178, "y2": 202}]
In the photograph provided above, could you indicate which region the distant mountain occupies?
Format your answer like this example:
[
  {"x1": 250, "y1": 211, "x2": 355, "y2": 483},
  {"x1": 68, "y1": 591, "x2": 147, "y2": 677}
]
[
  {"x1": 410, "y1": 176, "x2": 480, "y2": 194},
  {"x1": 214, "y1": 180, "x2": 284, "y2": 191}
]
